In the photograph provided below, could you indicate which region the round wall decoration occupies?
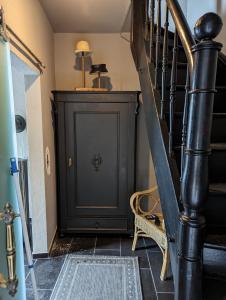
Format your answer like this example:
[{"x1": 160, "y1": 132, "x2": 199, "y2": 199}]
[{"x1": 15, "y1": 115, "x2": 26, "y2": 133}]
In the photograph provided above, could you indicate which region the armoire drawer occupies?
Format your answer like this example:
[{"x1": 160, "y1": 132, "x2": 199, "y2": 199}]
[{"x1": 66, "y1": 217, "x2": 128, "y2": 232}]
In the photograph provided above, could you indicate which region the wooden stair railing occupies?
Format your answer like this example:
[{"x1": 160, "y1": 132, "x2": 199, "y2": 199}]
[{"x1": 130, "y1": 0, "x2": 223, "y2": 299}]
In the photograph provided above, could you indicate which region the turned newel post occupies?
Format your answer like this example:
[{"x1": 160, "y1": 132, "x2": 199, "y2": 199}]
[{"x1": 176, "y1": 13, "x2": 222, "y2": 300}]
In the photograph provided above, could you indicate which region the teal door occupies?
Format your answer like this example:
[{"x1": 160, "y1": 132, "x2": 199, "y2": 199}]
[{"x1": 0, "y1": 39, "x2": 26, "y2": 299}]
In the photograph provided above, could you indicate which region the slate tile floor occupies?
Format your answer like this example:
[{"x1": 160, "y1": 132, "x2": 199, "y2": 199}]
[{"x1": 25, "y1": 236, "x2": 174, "y2": 300}]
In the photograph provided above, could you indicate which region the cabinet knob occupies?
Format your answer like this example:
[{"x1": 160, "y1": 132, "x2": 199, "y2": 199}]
[{"x1": 68, "y1": 158, "x2": 73, "y2": 168}]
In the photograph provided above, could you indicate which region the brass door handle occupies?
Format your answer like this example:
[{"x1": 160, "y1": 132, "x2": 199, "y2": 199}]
[
  {"x1": 0, "y1": 203, "x2": 18, "y2": 296},
  {"x1": 68, "y1": 157, "x2": 73, "y2": 168}
]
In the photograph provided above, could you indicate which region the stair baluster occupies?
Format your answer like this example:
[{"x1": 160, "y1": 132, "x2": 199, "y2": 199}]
[
  {"x1": 154, "y1": 0, "x2": 161, "y2": 88},
  {"x1": 177, "y1": 14, "x2": 223, "y2": 300},
  {"x1": 149, "y1": 0, "x2": 155, "y2": 62},
  {"x1": 181, "y1": 66, "x2": 190, "y2": 177},
  {"x1": 160, "y1": 6, "x2": 169, "y2": 120},
  {"x1": 169, "y1": 30, "x2": 178, "y2": 156}
]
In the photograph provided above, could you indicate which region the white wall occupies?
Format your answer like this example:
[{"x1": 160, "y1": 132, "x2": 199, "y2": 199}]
[
  {"x1": 185, "y1": 1, "x2": 226, "y2": 53},
  {"x1": 186, "y1": 0, "x2": 217, "y2": 29},
  {"x1": 1, "y1": 0, "x2": 57, "y2": 253},
  {"x1": 216, "y1": 0, "x2": 226, "y2": 54},
  {"x1": 25, "y1": 75, "x2": 48, "y2": 254},
  {"x1": 54, "y1": 33, "x2": 140, "y2": 91},
  {"x1": 54, "y1": 32, "x2": 158, "y2": 208},
  {"x1": 12, "y1": 65, "x2": 29, "y2": 159},
  {"x1": 11, "y1": 51, "x2": 48, "y2": 255}
]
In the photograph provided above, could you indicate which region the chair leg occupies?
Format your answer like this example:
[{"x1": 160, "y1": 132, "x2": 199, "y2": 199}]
[
  {"x1": 160, "y1": 247, "x2": 169, "y2": 281},
  {"x1": 132, "y1": 225, "x2": 139, "y2": 251}
]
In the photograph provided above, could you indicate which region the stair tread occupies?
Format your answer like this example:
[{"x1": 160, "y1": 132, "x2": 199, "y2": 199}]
[
  {"x1": 211, "y1": 143, "x2": 226, "y2": 150},
  {"x1": 205, "y1": 234, "x2": 226, "y2": 248},
  {"x1": 154, "y1": 61, "x2": 187, "y2": 67},
  {"x1": 164, "y1": 85, "x2": 226, "y2": 91},
  {"x1": 211, "y1": 113, "x2": 226, "y2": 117},
  {"x1": 216, "y1": 86, "x2": 226, "y2": 90},
  {"x1": 150, "y1": 38, "x2": 184, "y2": 49},
  {"x1": 204, "y1": 276, "x2": 226, "y2": 299},
  {"x1": 166, "y1": 112, "x2": 226, "y2": 117},
  {"x1": 174, "y1": 144, "x2": 226, "y2": 151},
  {"x1": 209, "y1": 183, "x2": 226, "y2": 194}
]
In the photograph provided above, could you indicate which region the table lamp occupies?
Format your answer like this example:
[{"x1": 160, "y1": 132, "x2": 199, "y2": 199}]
[
  {"x1": 75, "y1": 40, "x2": 92, "y2": 88},
  {"x1": 90, "y1": 64, "x2": 108, "y2": 88}
]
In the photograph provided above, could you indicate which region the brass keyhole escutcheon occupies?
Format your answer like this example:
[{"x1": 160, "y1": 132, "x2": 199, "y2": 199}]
[{"x1": 92, "y1": 154, "x2": 103, "y2": 172}]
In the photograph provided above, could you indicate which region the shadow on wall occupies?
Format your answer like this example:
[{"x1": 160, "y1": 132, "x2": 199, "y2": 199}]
[
  {"x1": 74, "y1": 56, "x2": 93, "y2": 72},
  {"x1": 92, "y1": 76, "x2": 113, "y2": 90}
]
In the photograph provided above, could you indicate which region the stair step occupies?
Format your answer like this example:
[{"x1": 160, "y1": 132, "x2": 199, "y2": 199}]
[
  {"x1": 148, "y1": 42, "x2": 187, "y2": 63},
  {"x1": 174, "y1": 144, "x2": 226, "y2": 152},
  {"x1": 204, "y1": 234, "x2": 226, "y2": 280},
  {"x1": 165, "y1": 114, "x2": 226, "y2": 145},
  {"x1": 148, "y1": 35, "x2": 184, "y2": 49},
  {"x1": 165, "y1": 85, "x2": 226, "y2": 91},
  {"x1": 153, "y1": 65, "x2": 187, "y2": 86},
  {"x1": 166, "y1": 88, "x2": 226, "y2": 113},
  {"x1": 209, "y1": 149, "x2": 226, "y2": 182},
  {"x1": 154, "y1": 61, "x2": 187, "y2": 68},
  {"x1": 216, "y1": 59, "x2": 226, "y2": 86},
  {"x1": 206, "y1": 183, "x2": 226, "y2": 228},
  {"x1": 211, "y1": 143, "x2": 226, "y2": 150},
  {"x1": 203, "y1": 276, "x2": 226, "y2": 299},
  {"x1": 205, "y1": 234, "x2": 226, "y2": 248},
  {"x1": 209, "y1": 183, "x2": 226, "y2": 194}
]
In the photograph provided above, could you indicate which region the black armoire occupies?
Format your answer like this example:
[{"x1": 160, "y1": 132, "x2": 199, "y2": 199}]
[{"x1": 53, "y1": 91, "x2": 139, "y2": 235}]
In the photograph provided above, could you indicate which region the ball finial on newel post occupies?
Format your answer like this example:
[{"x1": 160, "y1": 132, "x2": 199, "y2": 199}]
[{"x1": 194, "y1": 12, "x2": 223, "y2": 41}]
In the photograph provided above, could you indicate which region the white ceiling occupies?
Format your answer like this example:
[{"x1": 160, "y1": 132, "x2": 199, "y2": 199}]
[{"x1": 39, "y1": 0, "x2": 131, "y2": 33}]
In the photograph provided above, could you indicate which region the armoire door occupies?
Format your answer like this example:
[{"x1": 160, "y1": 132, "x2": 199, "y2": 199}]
[{"x1": 65, "y1": 102, "x2": 133, "y2": 230}]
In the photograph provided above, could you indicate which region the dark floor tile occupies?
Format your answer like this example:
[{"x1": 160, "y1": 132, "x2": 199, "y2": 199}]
[
  {"x1": 140, "y1": 269, "x2": 157, "y2": 300},
  {"x1": 143, "y1": 237, "x2": 161, "y2": 252},
  {"x1": 50, "y1": 236, "x2": 72, "y2": 257},
  {"x1": 69, "y1": 236, "x2": 96, "y2": 254},
  {"x1": 26, "y1": 289, "x2": 52, "y2": 300},
  {"x1": 147, "y1": 251, "x2": 174, "y2": 293},
  {"x1": 95, "y1": 237, "x2": 120, "y2": 250},
  {"x1": 157, "y1": 292, "x2": 174, "y2": 300},
  {"x1": 95, "y1": 249, "x2": 121, "y2": 256},
  {"x1": 26, "y1": 256, "x2": 65, "y2": 290},
  {"x1": 121, "y1": 237, "x2": 150, "y2": 268}
]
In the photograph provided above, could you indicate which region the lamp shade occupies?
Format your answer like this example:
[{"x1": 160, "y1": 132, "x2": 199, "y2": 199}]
[
  {"x1": 90, "y1": 64, "x2": 108, "y2": 74},
  {"x1": 75, "y1": 40, "x2": 92, "y2": 56}
]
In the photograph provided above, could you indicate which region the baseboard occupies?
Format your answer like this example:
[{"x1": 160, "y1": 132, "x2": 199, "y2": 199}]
[
  {"x1": 33, "y1": 252, "x2": 49, "y2": 259},
  {"x1": 48, "y1": 226, "x2": 58, "y2": 254},
  {"x1": 32, "y1": 227, "x2": 57, "y2": 259}
]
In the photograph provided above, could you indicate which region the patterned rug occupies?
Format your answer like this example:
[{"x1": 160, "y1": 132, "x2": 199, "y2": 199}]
[{"x1": 50, "y1": 255, "x2": 143, "y2": 300}]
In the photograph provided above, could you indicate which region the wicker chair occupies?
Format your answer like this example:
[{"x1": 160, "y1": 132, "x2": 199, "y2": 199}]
[{"x1": 130, "y1": 186, "x2": 169, "y2": 280}]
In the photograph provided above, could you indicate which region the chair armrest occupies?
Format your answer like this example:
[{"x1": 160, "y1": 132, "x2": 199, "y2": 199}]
[{"x1": 130, "y1": 186, "x2": 160, "y2": 216}]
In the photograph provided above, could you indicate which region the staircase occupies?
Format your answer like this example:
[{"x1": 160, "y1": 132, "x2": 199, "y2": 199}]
[{"x1": 130, "y1": 0, "x2": 226, "y2": 299}]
